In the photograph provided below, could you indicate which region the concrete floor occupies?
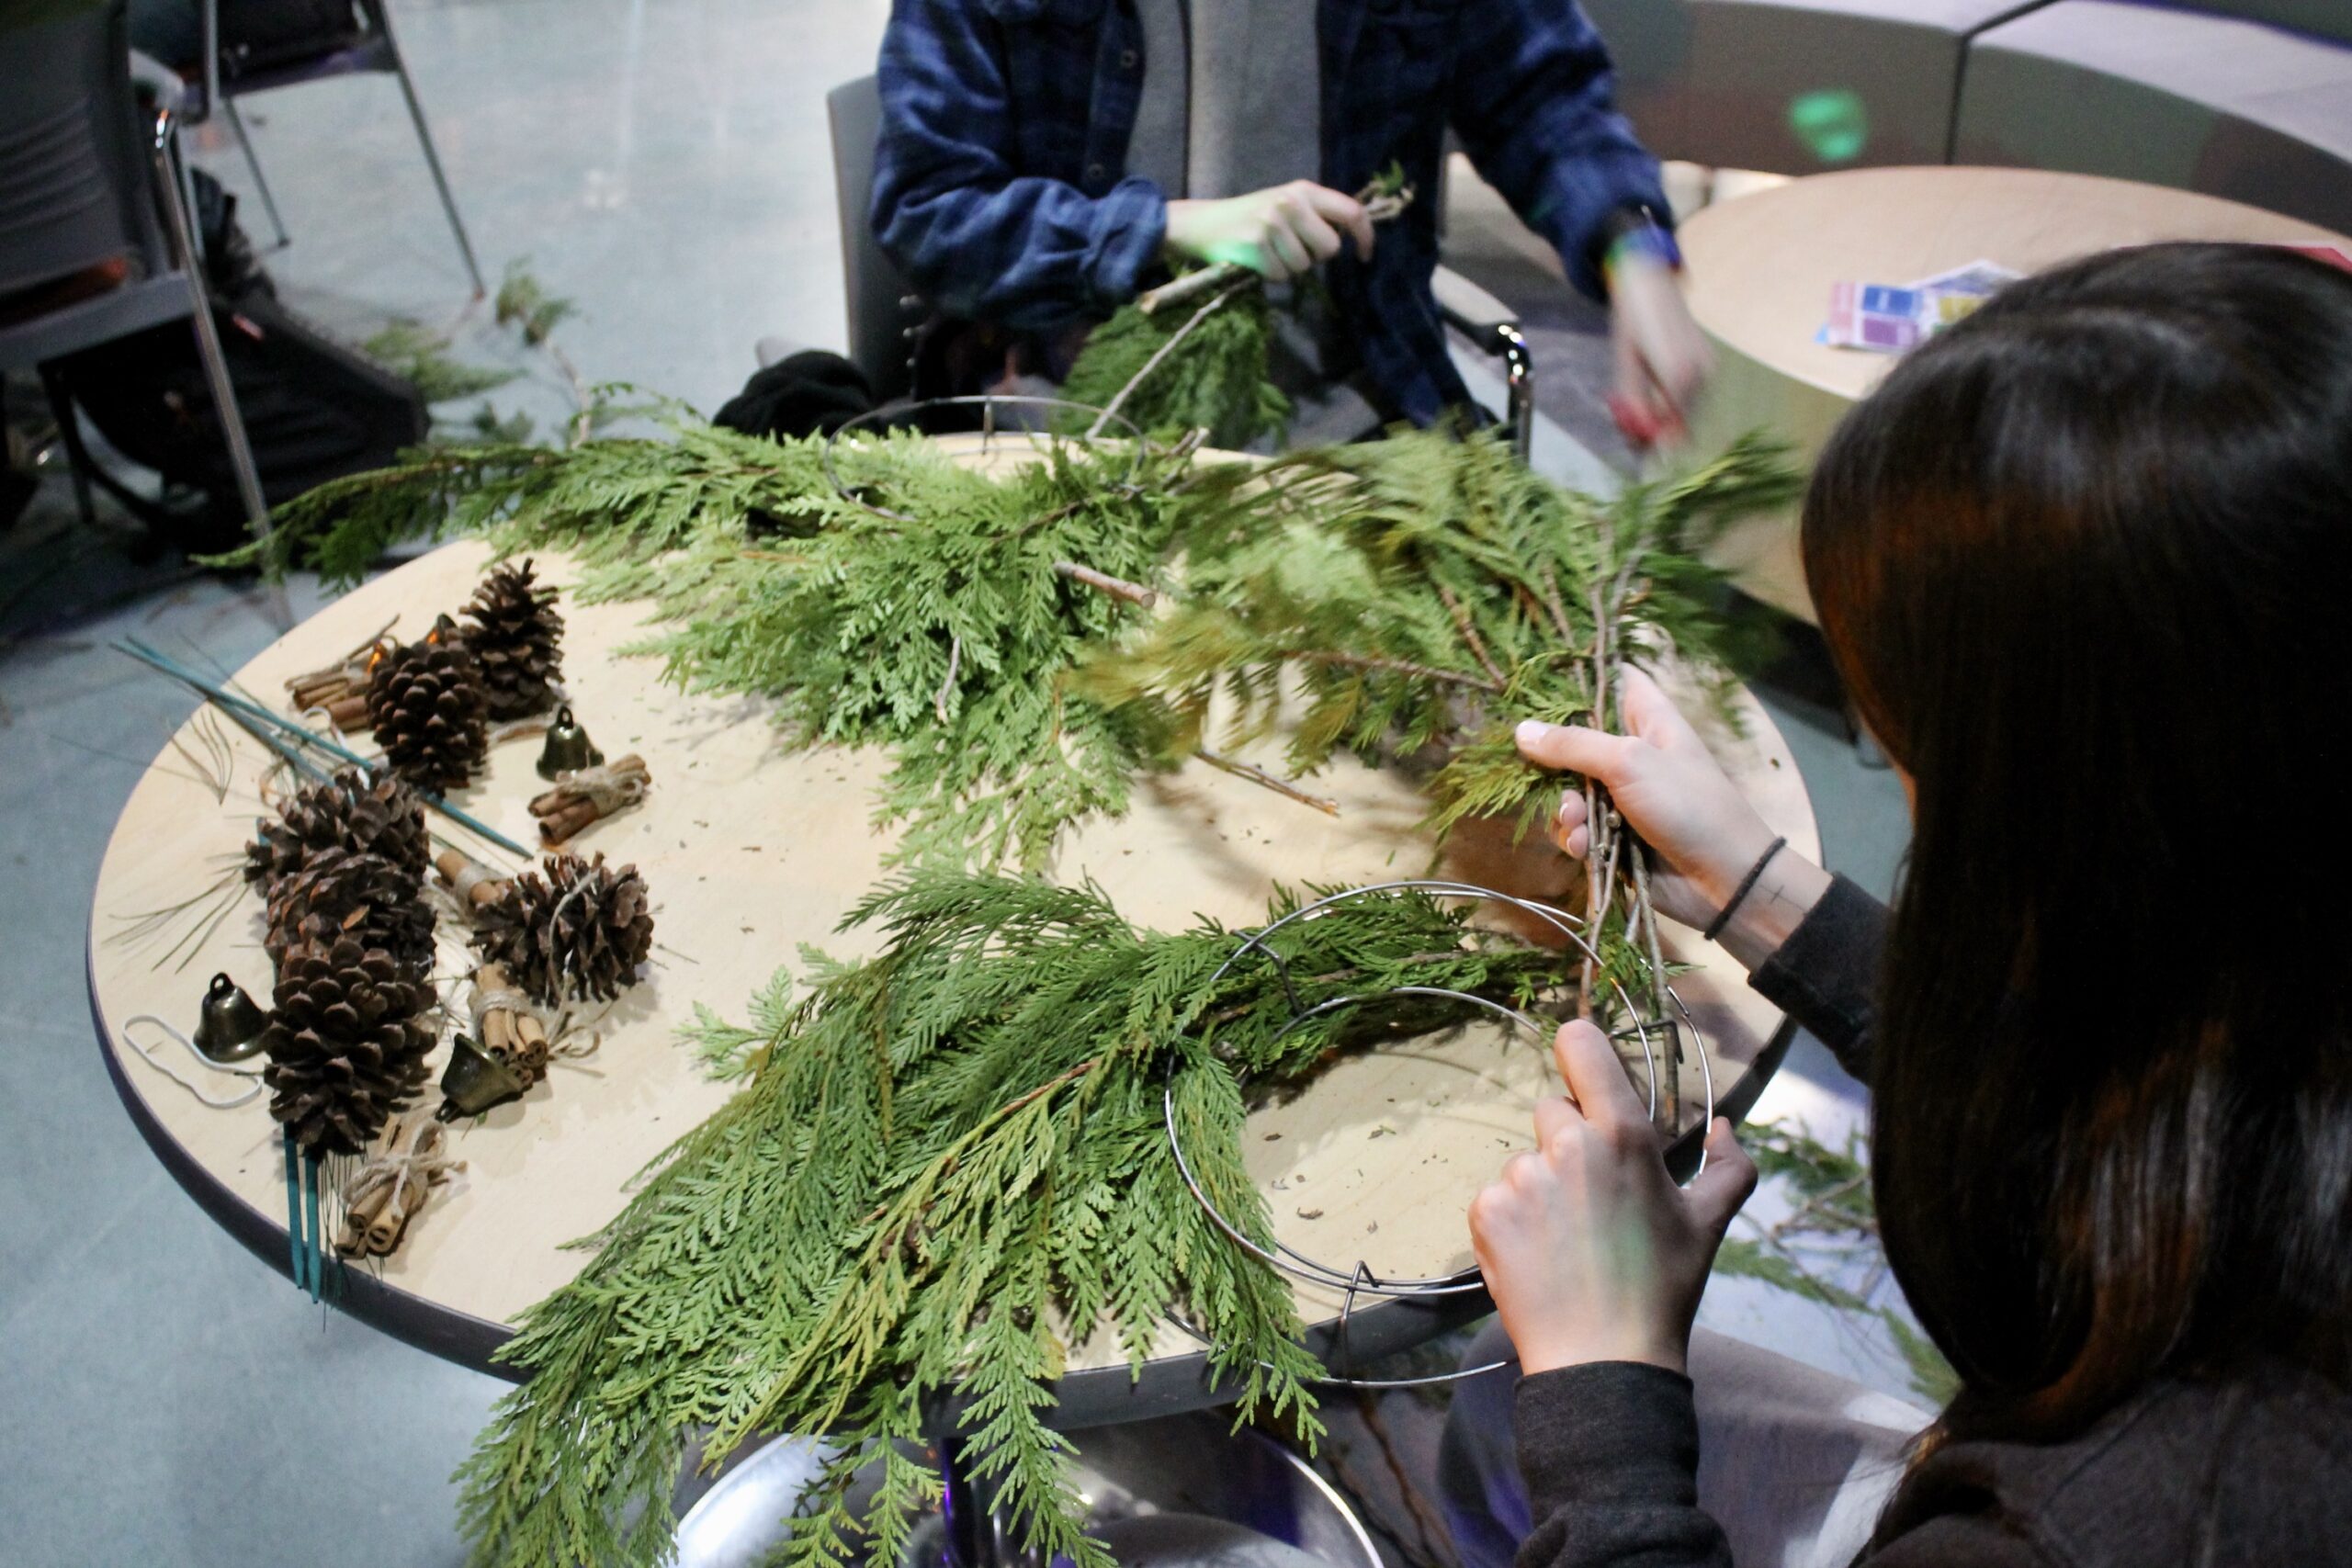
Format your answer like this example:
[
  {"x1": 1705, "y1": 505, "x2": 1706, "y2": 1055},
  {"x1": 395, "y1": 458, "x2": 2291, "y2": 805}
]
[{"x1": 0, "y1": 3, "x2": 1912, "y2": 1563}]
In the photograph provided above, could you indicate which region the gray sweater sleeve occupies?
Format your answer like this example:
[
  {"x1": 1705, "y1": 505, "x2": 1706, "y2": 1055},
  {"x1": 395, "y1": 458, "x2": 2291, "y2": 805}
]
[
  {"x1": 1746, "y1": 873, "x2": 1887, "y2": 1084},
  {"x1": 1513, "y1": 1364, "x2": 1735, "y2": 1568}
]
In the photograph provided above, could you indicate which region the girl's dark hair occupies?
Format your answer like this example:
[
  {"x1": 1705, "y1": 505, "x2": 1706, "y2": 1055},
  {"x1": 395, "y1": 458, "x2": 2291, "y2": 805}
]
[{"x1": 1802, "y1": 243, "x2": 2352, "y2": 1441}]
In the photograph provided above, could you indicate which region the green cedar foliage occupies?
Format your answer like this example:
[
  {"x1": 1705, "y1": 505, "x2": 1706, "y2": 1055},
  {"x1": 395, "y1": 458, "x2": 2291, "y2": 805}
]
[
  {"x1": 206, "y1": 421, "x2": 1794, "y2": 871},
  {"x1": 216, "y1": 427, "x2": 1189, "y2": 868},
  {"x1": 456, "y1": 871, "x2": 1562, "y2": 1568},
  {"x1": 1059, "y1": 282, "x2": 1290, "y2": 450},
  {"x1": 1078, "y1": 426, "x2": 1801, "y2": 845}
]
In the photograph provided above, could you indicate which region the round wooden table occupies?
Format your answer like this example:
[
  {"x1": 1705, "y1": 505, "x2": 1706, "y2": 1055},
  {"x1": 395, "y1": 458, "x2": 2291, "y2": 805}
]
[
  {"x1": 86, "y1": 492, "x2": 1820, "y2": 1427},
  {"x1": 1680, "y1": 165, "x2": 2352, "y2": 623}
]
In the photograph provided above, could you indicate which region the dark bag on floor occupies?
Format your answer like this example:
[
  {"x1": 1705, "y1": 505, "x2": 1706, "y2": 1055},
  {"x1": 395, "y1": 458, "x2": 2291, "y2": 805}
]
[
  {"x1": 218, "y1": 0, "x2": 365, "y2": 75},
  {"x1": 47, "y1": 290, "x2": 426, "y2": 512}
]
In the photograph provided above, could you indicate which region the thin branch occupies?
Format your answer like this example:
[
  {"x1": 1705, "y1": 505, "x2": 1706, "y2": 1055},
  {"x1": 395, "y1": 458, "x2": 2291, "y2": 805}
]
[
  {"x1": 1053, "y1": 559, "x2": 1158, "y2": 608},
  {"x1": 1089, "y1": 282, "x2": 1247, "y2": 435},
  {"x1": 1283, "y1": 647, "x2": 1503, "y2": 695},
  {"x1": 935, "y1": 636, "x2": 962, "y2": 725},
  {"x1": 1138, "y1": 263, "x2": 1250, "y2": 317},
  {"x1": 1435, "y1": 580, "x2": 1507, "y2": 688},
  {"x1": 1193, "y1": 749, "x2": 1340, "y2": 816}
]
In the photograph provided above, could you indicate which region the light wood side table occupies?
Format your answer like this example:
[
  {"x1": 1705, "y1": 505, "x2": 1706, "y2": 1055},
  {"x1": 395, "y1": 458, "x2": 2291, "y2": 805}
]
[{"x1": 1679, "y1": 165, "x2": 2352, "y2": 623}]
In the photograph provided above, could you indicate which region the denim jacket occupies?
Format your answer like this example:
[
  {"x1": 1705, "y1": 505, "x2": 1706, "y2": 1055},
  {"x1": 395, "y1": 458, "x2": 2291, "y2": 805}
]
[{"x1": 872, "y1": 0, "x2": 1668, "y2": 424}]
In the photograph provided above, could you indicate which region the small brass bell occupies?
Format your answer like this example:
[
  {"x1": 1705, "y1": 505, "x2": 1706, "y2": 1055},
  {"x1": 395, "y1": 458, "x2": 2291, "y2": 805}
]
[
  {"x1": 192, "y1": 973, "x2": 268, "y2": 1064},
  {"x1": 536, "y1": 705, "x2": 604, "y2": 781},
  {"x1": 437, "y1": 1033, "x2": 528, "y2": 1120}
]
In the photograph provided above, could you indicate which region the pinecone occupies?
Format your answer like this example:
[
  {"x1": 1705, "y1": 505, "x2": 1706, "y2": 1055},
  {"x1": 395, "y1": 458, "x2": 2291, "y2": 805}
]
[
  {"x1": 245, "y1": 768, "x2": 429, "y2": 890},
  {"x1": 366, "y1": 616, "x2": 489, "y2": 792},
  {"x1": 261, "y1": 933, "x2": 437, "y2": 1156},
  {"x1": 261, "y1": 847, "x2": 435, "y2": 978},
  {"x1": 471, "y1": 853, "x2": 655, "y2": 1006},
  {"x1": 458, "y1": 558, "x2": 565, "y2": 720}
]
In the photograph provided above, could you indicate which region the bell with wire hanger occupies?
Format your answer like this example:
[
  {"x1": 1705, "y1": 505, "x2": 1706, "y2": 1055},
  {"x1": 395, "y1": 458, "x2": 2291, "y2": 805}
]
[
  {"x1": 191, "y1": 972, "x2": 268, "y2": 1064},
  {"x1": 536, "y1": 705, "x2": 604, "y2": 781},
  {"x1": 437, "y1": 1032, "x2": 529, "y2": 1120}
]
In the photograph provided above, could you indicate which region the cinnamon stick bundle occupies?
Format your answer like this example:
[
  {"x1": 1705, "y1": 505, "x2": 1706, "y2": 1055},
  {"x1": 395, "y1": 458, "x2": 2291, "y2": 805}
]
[
  {"x1": 335, "y1": 1120, "x2": 461, "y2": 1258},
  {"x1": 287, "y1": 633, "x2": 393, "y2": 733},
  {"x1": 472, "y1": 961, "x2": 551, "y2": 1085},
  {"x1": 529, "y1": 754, "x2": 650, "y2": 846},
  {"x1": 436, "y1": 850, "x2": 512, "y2": 917}
]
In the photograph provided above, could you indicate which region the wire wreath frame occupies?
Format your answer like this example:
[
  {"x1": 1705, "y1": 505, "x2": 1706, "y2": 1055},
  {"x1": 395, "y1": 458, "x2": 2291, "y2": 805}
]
[
  {"x1": 1161, "y1": 878, "x2": 1714, "y2": 1387},
  {"x1": 821, "y1": 394, "x2": 1153, "y2": 523}
]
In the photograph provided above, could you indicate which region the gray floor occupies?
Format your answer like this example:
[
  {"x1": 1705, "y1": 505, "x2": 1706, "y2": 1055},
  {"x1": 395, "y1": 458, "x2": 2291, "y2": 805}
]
[{"x1": 0, "y1": 3, "x2": 1910, "y2": 1563}]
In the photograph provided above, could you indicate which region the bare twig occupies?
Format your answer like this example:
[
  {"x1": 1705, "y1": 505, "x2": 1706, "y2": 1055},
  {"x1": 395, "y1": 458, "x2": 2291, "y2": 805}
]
[
  {"x1": 934, "y1": 636, "x2": 962, "y2": 724},
  {"x1": 1138, "y1": 263, "x2": 1249, "y2": 316},
  {"x1": 1053, "y1": 560, "x2": 1158, "y2": 608},
  {"x1": 1435, "y1": 580, "x2": 1508, "y2": 688},
  {"x1": 1193, "y1": 749, "x2": 1340, "y2": 816},
  {"x1": 1090, "y1": 282, "x2": 1248, "y2": 434},
  {"x1": 1285, "y1": 647, "x2": 1503, "y2": 694}
]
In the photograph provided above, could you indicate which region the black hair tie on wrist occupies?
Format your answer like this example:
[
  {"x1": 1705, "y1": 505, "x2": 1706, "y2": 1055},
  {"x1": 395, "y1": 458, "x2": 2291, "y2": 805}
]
[{"x1": 1702, "y1": 837, "x2": 1788, "y2": 943}]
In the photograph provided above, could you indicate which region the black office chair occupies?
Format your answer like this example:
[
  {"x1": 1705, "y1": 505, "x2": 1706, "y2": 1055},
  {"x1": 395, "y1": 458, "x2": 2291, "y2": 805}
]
[
  {"x1": 826, "y1": 75, "x2": 1532, "y2": 457},
  {"x1": 0, "y1": 1, "x2": 269, "y2": 541},
  {"x1": 184, "y1": 0, "x2": 483, "y2": 296}
]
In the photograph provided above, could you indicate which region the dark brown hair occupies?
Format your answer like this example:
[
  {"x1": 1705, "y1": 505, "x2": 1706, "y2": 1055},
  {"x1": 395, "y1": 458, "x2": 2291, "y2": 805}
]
[{"x1": 1802, "y1": 243, "x2": 2352, "y2": 1440}]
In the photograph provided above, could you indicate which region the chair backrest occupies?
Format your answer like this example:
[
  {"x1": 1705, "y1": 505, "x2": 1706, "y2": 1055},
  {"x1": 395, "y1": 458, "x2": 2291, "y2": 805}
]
[
  {"x1": 827, "y1": 75, "x2": 922, "y2": 403},
  {"x1": 0, "y1": 0, "x2": 165, "y2": 298}
]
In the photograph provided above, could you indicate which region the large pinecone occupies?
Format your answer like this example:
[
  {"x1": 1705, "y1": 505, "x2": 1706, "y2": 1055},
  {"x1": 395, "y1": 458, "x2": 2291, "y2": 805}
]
[
  {"x1": 366, "y1": 616, "x2": 489, "y2": 793},
  {"x1": 245, "y1": 768, "x2": 429, "y2": 890},
  {"x1": 261, "y1": 933, "x2": 437, "y2": 1156},
  {"x1": 261, "y1": 846, "x2": 435, "y2": 978},
  {"x1": 472, "y1": 853, "x2": 655, "y2": 1006},
  {"x1": 458, "y1": 558, "x2": 564, "y2": 720}
]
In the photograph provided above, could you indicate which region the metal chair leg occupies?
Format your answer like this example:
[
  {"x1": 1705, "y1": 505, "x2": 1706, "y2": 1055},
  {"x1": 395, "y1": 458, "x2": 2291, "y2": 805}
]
[
  {"x1": 152, "y1": 129, "x2": 271, "y2": 548},
  {"x1": 378, "y1": 13, "x2": 485, "y2": 297},
  {"x1": 222, "y1": 99, "x2": 290, "y2": 250},
  {"x1": 36, "y1": 367, "x2": 100, "y2": 528}
]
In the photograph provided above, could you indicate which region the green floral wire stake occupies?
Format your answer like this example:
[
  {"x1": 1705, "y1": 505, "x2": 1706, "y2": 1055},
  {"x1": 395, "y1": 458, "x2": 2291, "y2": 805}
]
[{"x1": 114, "y1": 638, "x2": 531, "y2": 860}]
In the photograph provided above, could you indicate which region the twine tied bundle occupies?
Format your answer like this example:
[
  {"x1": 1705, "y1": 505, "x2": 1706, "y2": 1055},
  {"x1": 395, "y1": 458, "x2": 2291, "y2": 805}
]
[
  {"x1": 336, "y1": 1119, "x2": 463, "y2": 1258},
  {"x1": 529, "y1": 754, "x2": 650, "y2": 846}
]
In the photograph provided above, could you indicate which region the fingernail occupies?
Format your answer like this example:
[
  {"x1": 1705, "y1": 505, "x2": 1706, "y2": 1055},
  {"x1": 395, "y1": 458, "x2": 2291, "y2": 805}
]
[
  {"x1": 1515, "y1": 719, "x2": 1552, "y2": 747},
  {"x1": 1556, "y1": 795, "x2": 1575, "y2": 822}
]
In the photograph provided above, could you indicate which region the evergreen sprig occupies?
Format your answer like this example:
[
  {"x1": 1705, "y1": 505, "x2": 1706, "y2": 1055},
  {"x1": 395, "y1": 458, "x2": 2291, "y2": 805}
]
[
  {"x1": 1059, "y1": 281, "x2": 1289, "y2": 450},
  {"x1": 456, "y1": 871, "x2": 1565, "y2": 1568},
  {"x1": 205, "y1": 420, "x2": 1793, "y2": 875},
  {"x1": 1079, "y1": 427, "x2": 1800, "y2": 843}
]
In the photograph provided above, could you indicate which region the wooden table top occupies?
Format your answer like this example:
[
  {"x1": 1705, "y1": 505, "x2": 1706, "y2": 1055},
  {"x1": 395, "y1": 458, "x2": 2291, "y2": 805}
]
[
  {"x1": 1681, "y1": 165, "x2": 2352, "y2": 406},
  {"x1": 85, "y1": 453, "x2": 1820, "y2": 1419}
]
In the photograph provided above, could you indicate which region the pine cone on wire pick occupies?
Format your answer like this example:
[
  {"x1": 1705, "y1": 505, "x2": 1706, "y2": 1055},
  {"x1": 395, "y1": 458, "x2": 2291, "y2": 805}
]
[
  {"x1": 458, "y1": 558, "x2": 565, "y2": 721},
  {"x1": 366, "y1": 615, "x2": 490, "y2": 793},
  {"x1": 245, "y1": 767, "x2": 429, "y2": 891},
  {"x1": 261, "y1": 932, "x2": 438, "y2": 1157}
]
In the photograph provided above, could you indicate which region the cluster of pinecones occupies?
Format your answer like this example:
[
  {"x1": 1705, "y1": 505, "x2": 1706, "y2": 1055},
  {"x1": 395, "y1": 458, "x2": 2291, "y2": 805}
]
[
  {"x1": 245, "y1": 770, "x2": 440, "y2": 1156},
  {"x1": 365, "y1": 559, "x2": 564, "y2": 793},
  {"x1": 469, "y1": 853, "x2": 656, "y2": 1008}
]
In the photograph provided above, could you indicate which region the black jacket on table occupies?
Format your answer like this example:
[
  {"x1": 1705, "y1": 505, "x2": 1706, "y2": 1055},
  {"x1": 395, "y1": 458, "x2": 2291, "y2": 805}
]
[{"x1": 1510, "y1": 875, "x2": 2352, "y2": 1568}]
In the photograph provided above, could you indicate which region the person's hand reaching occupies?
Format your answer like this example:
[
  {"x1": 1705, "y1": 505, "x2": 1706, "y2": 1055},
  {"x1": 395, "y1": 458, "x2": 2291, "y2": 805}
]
[
  {"x1": 1163, "y1": 181, "x2": 1374, "y2": 284},
  {"x1": 1605, "y1": 254, "x2": 1713, "y2": 450},
  {"x1": 1514, "y1": 668, "x2": 1829, "y2": 966},
  {"x1": 1470, "y1": 1021, "x2": 1757, "y2": 1376}
]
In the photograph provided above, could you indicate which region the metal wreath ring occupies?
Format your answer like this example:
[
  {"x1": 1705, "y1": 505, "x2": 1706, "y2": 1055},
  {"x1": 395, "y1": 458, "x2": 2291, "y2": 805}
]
[
  {"x1": 1160, "y1": 879, "x2": 1714, "y2": 1303},
  {"x1": 820, "y1": 393, "x2": 1152, "y2": 523}
]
